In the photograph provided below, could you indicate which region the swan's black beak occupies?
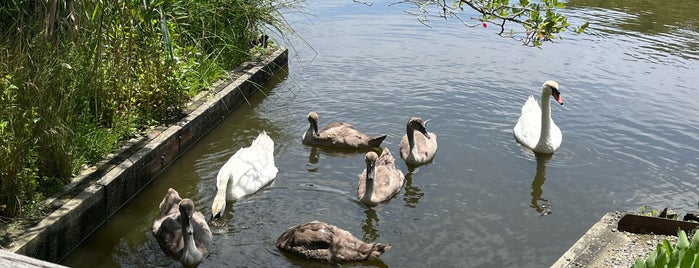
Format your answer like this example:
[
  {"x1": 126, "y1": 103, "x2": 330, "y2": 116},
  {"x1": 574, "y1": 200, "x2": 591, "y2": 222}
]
[{"x1": 419, "y1": 127, "x2": 430, "y2": 139}]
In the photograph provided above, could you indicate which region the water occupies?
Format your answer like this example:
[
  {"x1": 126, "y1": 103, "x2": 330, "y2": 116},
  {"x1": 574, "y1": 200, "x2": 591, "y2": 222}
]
[{"x1": 62, "y1": 0, "x2": 699, "y2": 267}]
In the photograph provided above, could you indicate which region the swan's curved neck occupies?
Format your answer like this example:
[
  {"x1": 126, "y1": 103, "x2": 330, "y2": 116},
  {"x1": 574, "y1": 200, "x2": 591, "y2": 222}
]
[
  {"x1": 361, "y1": 167, "x2": 375, "y2": 203},
  {"x1": 538, "y1": 90, "x2": 552, "y2": 146},
  {"x1": 216, "y1": 172, "x2": 229, "y2": 197},
  {"x1": 310, "y1": 120, "x2": 319, "y2": 137},
  {"x1": 364, "y1": 176, "x2": 374, "y2": 196},
  {"x1": 406, "y1": 125, "x2": 415, "y2": 149},
  {"x1": 180, "y1": 217, "x2": 203, "y2": 265}
]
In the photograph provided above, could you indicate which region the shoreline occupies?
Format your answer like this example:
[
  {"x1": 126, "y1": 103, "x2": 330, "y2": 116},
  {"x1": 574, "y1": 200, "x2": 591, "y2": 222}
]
[{"x1": 1, "y1": 48, "x2": 288, "y2": 264}]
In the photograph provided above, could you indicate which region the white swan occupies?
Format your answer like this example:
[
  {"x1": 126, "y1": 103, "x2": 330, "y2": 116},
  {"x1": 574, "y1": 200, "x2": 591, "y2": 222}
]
[
  {"x1": 513, "y1": 81, "x2": 564, "y2": 154},
  {"x1": 357, "y1": 148, "x2": 405, "y2": 206},
  {"x1": 399, "y1": 117, "x2": 438, "y2": 166},
  {"x1": 211, "y1": 131, "x2": 278, "y2": 219},
  {"x1": 153, "y1": 188, "x2": 212, "y2": 267}
]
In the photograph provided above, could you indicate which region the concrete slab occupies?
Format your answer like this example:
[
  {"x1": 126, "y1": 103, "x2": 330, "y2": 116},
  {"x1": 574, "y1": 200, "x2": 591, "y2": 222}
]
[
  {"x1": 0, "y1": 249, "x2": 67, "y2": 268},
  {"x1": 552, "y1": 212, "x2": 676, "y2": 267}
]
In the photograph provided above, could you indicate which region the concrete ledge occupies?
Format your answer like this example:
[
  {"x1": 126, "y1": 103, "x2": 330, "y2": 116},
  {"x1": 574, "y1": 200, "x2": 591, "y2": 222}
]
[
  {"x1": 1, "y1": 249, "x2": 67, "y2": 268},
  {"x1": 551, "y1": 211, "x2": 675, "y2": 267},
  {"x1": 9, "y1": 48, "x2": 288, "y2": 263}
]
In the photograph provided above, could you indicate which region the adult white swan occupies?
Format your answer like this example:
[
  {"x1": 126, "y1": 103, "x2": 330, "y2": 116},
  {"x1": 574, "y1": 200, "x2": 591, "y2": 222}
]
[
  {"x1": 153, "y1": 188, "x2": 212, "y2": 267},
  {"x1": 211, "y1": 131, "x2": 278, "y2": 219},
  {"x1": 513, "y1": 80, "x2": 565, "y2": 154}
]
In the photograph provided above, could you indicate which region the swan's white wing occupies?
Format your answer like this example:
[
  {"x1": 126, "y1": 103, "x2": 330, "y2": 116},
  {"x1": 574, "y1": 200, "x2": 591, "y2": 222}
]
[
  {"x1": 549, "y1": 120, "x2": 562, "y2": 150},
  {"x1": 221, "y1": 132, "x2": 278, "y2": 199},
  {"x1": 513, "y1": 95, "x2": 542, "y2": 149}
]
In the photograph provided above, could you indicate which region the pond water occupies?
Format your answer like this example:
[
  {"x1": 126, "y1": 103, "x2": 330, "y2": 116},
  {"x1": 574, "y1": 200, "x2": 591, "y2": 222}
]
[{"x1": 62, "y1": 0, "x2": 699, "y2": 267}]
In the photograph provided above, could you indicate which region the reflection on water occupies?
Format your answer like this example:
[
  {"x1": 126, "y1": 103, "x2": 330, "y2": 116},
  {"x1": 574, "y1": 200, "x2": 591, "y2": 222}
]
[
  {"x1": 530, "y1": 153, "x2": 553, "y2": 217},
  {"x1": 567, "y1": 0, "x2": 699, "y2": 62},
  {"x1": 568, "y1": 0, "x2": 699, "y2": 33},
  {"x1": 402, "y1": 171, "x2": 425, "y2": 208},
  {"x1": 306, "y1": 145, "x2": 380, "y2": 172},
  {"x1": 307, "y1": 146, "x2": 319, "y2": 171},
  {"x1": 362, "y1": 208, "x2": 380, "y2": 242}
]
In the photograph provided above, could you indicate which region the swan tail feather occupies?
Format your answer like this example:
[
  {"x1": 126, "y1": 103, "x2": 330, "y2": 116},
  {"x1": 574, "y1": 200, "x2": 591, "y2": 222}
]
[{"x1": 368, "y1": 135, "x2": 387, "y2": 147}]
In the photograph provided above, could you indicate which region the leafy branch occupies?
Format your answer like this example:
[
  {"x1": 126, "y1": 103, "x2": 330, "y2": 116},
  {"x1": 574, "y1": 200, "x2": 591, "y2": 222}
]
[{"x1": 396, "y1": 0, "x2": 589, "y2": 47}]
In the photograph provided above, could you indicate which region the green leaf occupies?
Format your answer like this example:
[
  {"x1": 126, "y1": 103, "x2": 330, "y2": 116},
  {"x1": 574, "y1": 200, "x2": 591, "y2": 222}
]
[
  {"x1": 679, "y1": 230, "x2": 691, "y2": 249},
  {"x1": 645, "y1": 251, "x2": 657, "y2": 267},
  {"x1": 680, "y1": 246, "x2": 696, "y2": 268},
  {"x1": 663, "y1": 239, "x2": 675, "y2": 253},
  {"x1": 657, "y1": 246, "x2": 669, "y2": 266},
  {"x1": 691, "y1": 231, "x2": 699, "y2": 249},
  {"x1": 673, "y1": 248, "x2": 685, "y2": 267},
  {"x1": 576, "y1": 21, "x2": 590, "y2": 34},
  {"x1": 633, "y1": 257, "x2": 647, "y2": 268}
]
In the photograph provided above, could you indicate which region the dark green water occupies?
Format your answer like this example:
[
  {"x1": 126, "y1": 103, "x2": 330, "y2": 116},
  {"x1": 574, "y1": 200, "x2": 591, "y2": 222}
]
[{"x1": 63, "y1": 1, "x2": 699, "y2": 267}]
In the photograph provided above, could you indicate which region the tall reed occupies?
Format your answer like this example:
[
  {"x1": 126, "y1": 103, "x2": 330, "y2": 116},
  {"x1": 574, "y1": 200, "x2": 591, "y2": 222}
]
[{"x1": 0, "y1": 0, "x2": 299, "y2": 217}]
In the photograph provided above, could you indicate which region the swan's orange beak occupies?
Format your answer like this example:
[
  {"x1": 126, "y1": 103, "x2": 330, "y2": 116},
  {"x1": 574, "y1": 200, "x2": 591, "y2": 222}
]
[{"x1": 553, "y1": 92, "x2": 564, "y2": 105}]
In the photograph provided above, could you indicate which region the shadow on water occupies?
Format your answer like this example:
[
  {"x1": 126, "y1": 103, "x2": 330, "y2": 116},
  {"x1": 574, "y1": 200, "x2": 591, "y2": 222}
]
[{"x1": 530, "y1": 153, "x2": 554, "y2": 217}]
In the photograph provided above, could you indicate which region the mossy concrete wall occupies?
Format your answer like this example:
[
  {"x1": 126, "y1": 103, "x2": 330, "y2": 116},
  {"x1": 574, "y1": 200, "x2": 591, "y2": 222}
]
[{"x1": 8, "y1": 48, "x2": 288, "y2": 263}]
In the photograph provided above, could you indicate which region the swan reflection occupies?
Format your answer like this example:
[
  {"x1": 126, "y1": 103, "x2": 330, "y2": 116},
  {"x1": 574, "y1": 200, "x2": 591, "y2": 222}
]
[
  {"x1": 402, "y1": 170, "x2": 424, "y2": 208},
  {"x1": 306, "y1": 146, "x2": 375, "y2": 172},
  {"x1": 531, "y1": 153, "x2": 553, "y2": 216},
  {"x1": 362, "y1": 208, "x2": 380, "y2": 242},
  {"x1": 307, "y1": 146, "x2": 319, "y2": 172}
]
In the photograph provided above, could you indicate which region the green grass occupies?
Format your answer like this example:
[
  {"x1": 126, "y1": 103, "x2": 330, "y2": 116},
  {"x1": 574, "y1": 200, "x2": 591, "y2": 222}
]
[{"x1": 0, "y1": 0, "x2": 299, "y2": 218}]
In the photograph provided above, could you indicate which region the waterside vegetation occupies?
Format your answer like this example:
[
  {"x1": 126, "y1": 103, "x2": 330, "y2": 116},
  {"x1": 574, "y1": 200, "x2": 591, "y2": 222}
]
[
  {"x1": 0, "y1": 0, "x2": 297, "y2": 219},
  {"x1": 634, "y1": 229, "x2": 699, "y2": 268}
]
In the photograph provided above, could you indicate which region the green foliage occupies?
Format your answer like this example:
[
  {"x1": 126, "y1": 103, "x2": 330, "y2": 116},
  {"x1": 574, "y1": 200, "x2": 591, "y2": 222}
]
[
  {"x1": 0, "y1": 0, "x2": 296, "y2": 217},
  {"x1": 404, "y1": 0, "x2": 589, "y2": 47},
  {"x1": 638, "y1": 205, "x2": 679, "y2": 220},
  {"x1": 639, "y1": 205, "x2": 658, "y2": 217},
  {"x1": 632, "y1": 230, "x2": 699, "y2": 268}
]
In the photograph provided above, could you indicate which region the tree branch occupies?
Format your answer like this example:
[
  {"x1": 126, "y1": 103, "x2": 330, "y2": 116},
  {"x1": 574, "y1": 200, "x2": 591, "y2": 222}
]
[{"x1": 396, "y1": 0, "x2": 588, "y2": 47}]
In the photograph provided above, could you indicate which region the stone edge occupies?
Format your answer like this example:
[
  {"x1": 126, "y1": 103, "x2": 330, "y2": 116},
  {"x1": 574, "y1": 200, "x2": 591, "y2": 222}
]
[
  {"x1": 8, "y1": 48, "x2": 289, "y2": 263},
  {"x1": 550, "y1": 211, "x2": 624, "y2": 267}
]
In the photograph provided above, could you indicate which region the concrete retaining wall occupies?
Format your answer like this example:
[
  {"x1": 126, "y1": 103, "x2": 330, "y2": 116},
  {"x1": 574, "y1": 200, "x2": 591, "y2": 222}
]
[{"x1": 8, "y1": 48, "x2": 288, "y2": 263}]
